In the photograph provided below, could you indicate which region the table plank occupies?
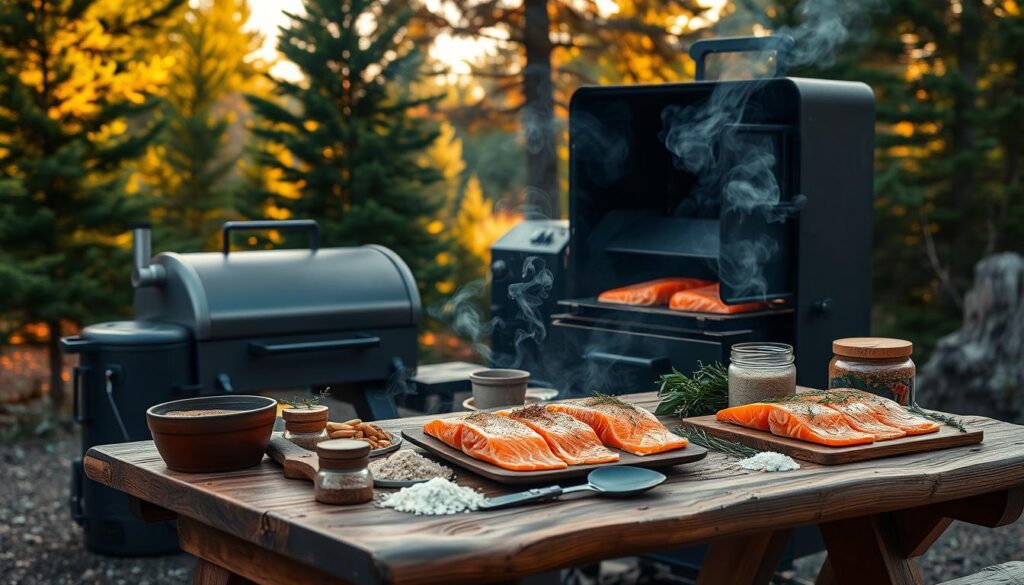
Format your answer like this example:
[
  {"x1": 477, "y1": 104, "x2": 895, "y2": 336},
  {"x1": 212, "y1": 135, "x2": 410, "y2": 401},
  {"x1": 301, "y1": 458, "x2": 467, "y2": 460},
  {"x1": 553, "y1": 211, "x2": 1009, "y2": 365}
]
[{"x1": 84, "y1": 392, "x2": 1024, "y2": 585}]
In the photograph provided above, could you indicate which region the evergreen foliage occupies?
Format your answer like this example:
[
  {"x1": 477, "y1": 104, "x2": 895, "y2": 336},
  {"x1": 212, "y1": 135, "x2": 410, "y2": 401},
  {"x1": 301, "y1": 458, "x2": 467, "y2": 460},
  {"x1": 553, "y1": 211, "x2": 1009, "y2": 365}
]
[
  {"x1": 246, "y1": 0, "x2": 452, "y2": 304},
  {"x1": 0, "y1": 0, "x2": 183, "y2": 408}
]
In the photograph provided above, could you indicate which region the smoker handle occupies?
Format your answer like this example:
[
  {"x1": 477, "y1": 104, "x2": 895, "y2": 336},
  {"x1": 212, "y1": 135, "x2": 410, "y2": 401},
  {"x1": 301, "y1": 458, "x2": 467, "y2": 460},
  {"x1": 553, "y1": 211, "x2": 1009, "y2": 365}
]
[
  {"x1": 221, "y1": 220, "x2": 320, "y2": 255},
  {"x1": 249, "y1": 335, "x2": 381, "y2": 356},
  {"x1": 73, "y1": 366, "x2": 90, "y2": 424},
  {"x1": 690, "y1": 35, "x2": 794, "y2": 81},
  {"x1": 584, "y1": 351, "x2": 671, "y2": 371}
]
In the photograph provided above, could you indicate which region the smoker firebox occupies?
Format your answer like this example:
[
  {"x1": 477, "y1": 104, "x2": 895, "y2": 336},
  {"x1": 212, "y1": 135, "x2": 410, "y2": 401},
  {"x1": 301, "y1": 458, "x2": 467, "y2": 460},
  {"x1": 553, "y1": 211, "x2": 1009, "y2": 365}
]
[{"x1": 492, "y1": 36, "x2": 875, "y2": 394}]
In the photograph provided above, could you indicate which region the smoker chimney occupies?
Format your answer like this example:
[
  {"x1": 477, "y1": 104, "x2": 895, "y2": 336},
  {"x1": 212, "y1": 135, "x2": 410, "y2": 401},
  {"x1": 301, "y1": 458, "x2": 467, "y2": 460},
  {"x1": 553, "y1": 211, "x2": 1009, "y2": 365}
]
[{"x1": 131, "y1": 223, "x2": 165, "y2": 288}]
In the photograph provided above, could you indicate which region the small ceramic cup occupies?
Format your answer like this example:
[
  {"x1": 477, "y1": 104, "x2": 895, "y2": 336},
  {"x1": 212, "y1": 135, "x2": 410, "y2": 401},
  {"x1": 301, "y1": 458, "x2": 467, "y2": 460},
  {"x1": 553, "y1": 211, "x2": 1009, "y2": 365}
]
[{"x1": 470, "y1": 369, "x2": 530, "y2": 409}]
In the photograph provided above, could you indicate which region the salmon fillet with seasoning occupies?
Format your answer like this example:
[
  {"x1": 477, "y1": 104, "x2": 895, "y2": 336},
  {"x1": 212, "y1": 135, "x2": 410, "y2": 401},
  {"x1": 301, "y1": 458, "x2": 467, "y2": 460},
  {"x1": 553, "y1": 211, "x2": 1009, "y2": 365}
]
[
  {"x1": 547, "y1": 397, "x2": 689, "y2": 456},
  {"x1": 791, "y1": 392, "x2": 907, "y2": 441},
  {"x1": 716, "y1": 402, "x2": 876, "y2": 447},
  {"x1": 423, "y1": 412, "x2": 567, "y2": 471},
  {"x1": 598, "y1": 278, "x2": 712, "y2": 306},
  {"x1": 824, "y1": 389, "x2": 940, "y2": 436},
  {"x1": 503, "y1": 405, "x2": 620, "y2": 465},
  {"x1": 668, "y1": 283, "x2": 770, "y2": 314}
]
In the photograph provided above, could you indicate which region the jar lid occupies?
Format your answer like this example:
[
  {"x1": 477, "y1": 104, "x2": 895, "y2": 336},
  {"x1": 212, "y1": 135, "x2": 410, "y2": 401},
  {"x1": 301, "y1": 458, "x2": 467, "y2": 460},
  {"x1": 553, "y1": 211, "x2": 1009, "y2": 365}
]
[
  {"x1": 317, "y1": 439, "x2": 370, "y2": 470},
  {"x1": 833, "y1": 337, "x2": 913, "y2": 359},
  {"x1": 281, "y1": 405, "x2": 329, "y2": 423}
]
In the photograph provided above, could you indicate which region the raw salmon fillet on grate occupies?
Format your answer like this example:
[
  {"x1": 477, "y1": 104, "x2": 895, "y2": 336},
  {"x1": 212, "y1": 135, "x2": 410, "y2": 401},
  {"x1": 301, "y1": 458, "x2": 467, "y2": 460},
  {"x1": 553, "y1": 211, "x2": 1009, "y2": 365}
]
[
  {"x1": 547, "y1": 397, "x2": 688, "y2": 456},
  {"x1": 503, "y1": 405, "x2": 619, "y2": 465},
  {"x1": 668, "y1": 283, "x2": 770, "y2": 314},
  {"x1": 716, "y1": 401, "x2": 876, "y2": 447},
  {"x1": 597, "y1": 278, "x2": 712, "y2": 306},
  {"x1": 423, "y1": 412, "x2": 567, "y2": 471}
]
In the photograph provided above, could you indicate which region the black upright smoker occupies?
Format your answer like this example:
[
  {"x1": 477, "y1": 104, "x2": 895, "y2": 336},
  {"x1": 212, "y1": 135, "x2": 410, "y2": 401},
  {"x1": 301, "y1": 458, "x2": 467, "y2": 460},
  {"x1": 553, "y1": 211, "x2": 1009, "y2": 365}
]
[{"x1": 491, "y1": 35, "x2": 874, "y2": 395}]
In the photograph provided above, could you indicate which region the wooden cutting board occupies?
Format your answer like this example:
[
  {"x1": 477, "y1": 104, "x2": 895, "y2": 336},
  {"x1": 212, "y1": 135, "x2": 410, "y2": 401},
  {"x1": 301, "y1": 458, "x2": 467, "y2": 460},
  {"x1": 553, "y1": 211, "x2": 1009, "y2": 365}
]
[
  {"x1": 680, "y1": 415, "x2": 983, "y2": 465},
  {"x1": 402, "y1": 428, "x2": 706, "y2": 485}
]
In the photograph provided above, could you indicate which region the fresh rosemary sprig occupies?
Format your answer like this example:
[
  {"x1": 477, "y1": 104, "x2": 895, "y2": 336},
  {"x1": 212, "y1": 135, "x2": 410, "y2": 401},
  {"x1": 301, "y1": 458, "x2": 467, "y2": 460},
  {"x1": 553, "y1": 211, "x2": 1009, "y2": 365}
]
[
  {"x1": 907, "y1": 403, "x2": 967, "y2": 433},
  {"x1": 655, "y1": 362, "x2": 729, "y2": 418},
  {"x1": 673, "y1": 426, "x2": 760, "y2": 459}
]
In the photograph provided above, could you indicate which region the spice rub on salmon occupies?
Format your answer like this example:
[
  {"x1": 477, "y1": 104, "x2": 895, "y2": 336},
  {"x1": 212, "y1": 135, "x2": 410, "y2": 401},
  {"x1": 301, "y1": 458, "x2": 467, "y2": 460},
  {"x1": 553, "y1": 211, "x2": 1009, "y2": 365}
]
[
  {"x1": 815, "y1": 389, "x2": 940, "y2": 436},
  {"x1": 716, "y1": 401, "x2": 876, "y2": 447},
  {"x1": 504, "y1": 405, "x2": 619, "y2": 465},
  {"x1": 423, "y1": 412, "x2": 567, "y2": 471},
  {"x1": 547, "y1": 397, "x2": 688, "y2": 456},
  {"x1": 598, "y1": 278, "x2": 711, "y2": 306}
]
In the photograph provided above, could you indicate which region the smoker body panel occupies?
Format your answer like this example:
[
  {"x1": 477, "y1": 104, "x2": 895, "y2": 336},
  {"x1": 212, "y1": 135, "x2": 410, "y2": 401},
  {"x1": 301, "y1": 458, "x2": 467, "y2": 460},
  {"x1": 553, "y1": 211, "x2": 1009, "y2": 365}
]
[
  {"x1": 195, "y1": 326, "x2": 417, "y2": 393},
  {"x1": 791, "y1": 79, "x2": 875, "y2": 387}
]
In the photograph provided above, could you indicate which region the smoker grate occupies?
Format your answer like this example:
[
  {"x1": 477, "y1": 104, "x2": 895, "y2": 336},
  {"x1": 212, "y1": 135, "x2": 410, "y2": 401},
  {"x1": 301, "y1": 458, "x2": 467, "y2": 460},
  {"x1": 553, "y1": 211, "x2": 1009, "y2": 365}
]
[{"x1": 557, "y1": 297, "x2": 793, "y2": 321}]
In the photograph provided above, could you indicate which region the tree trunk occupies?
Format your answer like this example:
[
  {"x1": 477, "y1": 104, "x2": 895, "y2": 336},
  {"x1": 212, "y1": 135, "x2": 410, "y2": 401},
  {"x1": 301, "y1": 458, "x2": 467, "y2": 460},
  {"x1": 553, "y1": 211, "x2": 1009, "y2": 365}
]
[
  {"x1": 949, "y1": 0, "x2": 982, "y2": 282},
  {"x1": 48, "y1": 319, "x2": 64, "y2": 413},
  {"x1": 521, "y1": 0, "x2": 559, "y2": 219}
]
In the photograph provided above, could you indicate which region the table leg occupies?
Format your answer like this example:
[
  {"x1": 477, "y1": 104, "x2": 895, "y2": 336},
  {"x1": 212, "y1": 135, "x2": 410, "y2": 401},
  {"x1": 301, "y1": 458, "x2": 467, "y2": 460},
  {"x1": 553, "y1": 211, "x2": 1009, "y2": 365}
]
[
  {"x1": 819, "y1": 514, "x2": 923, "y2": 585},
  {"x1": 696, "y1": 529, "x2": 792, "y2": 585},
  {"x1": 193, "y1": 558, "x2": 254, "y2": 585}
]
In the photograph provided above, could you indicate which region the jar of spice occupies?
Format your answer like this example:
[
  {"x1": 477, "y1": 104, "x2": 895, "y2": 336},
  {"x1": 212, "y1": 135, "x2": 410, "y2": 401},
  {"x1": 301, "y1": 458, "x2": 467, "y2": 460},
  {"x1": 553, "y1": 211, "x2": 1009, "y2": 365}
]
[
  {"x1": 728, "y1": 342, "x2": 797, "y2": 407},
  {"x1": 829, "y1": 338, "x2": 915, "y2": 405},
  {"x1": 282, "y1": 405, "x2": 330, "y2": 450},
  {"x1": 315, "y1": 439, "x2": 374, "y2": 505}
]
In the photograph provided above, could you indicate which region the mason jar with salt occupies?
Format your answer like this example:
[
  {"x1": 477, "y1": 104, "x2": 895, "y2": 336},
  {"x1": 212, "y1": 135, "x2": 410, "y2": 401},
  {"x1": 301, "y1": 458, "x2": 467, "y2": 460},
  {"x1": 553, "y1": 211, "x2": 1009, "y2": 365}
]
[{"x1": 728, "y1": 342, "x2": 796, "y2": 407}]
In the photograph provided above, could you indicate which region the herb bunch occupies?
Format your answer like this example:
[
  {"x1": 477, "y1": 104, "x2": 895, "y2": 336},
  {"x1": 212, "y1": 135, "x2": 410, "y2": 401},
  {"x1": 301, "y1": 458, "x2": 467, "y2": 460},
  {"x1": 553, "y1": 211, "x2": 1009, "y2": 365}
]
[
  {"x1": 908, "y1": 403, "x2": 967, "y2": 433},
  {"x1": 656, "y1": 362, "x2": 729, "y2": 418},
  {"x1": 279, "y1": 387, "x2": 330, "y2": 409},
  {"x1": 673, "y1": 426, "x2": 760, "y2": 459}
]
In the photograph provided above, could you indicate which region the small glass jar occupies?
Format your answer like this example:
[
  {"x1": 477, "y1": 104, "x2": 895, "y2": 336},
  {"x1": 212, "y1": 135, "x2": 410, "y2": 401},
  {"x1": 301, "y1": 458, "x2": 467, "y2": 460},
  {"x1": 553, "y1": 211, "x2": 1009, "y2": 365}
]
[
  {"x1": 728, "y1": 342, "x2": 797, "y2": 407},
  {"x1": 829, "y1": 337, "x2": 915, "y2": 405},
  {"x1": 282, "y1": 405, "x2": 330, "y2": 451},
  {"x1": 314, "y1": 439, "x2": 374, "y2": 505}
]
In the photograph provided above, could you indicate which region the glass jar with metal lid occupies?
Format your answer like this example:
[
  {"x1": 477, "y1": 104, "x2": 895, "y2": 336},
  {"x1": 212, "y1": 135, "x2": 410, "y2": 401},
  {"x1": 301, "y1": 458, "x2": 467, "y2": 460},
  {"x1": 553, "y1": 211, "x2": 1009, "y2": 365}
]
[
  {"x1": 728, "y1": 342, "x2": 797, "y2": 407},
  {"x1": 282, "y1": 405, "x2": 330, "y2": 451},
  {"x1": 315, "y1": 439, "x2": 374, "y2": 505},
  {"x1": 829, "y1": 337, "x2": 915, "y2": 405}
]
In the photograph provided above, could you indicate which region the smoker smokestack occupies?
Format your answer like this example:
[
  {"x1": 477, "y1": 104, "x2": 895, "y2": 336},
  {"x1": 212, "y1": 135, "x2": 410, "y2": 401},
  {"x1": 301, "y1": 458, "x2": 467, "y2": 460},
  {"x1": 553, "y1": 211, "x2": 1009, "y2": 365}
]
[{"x1": 131, "y1": 222, "x2": 165, "y2": 288}]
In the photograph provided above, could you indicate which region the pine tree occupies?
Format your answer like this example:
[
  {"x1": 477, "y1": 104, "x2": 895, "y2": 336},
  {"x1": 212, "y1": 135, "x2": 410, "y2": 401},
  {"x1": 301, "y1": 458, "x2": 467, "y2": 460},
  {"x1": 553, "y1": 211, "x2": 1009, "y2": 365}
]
[
  {"x1": 0, "y1": 0, "x2": 183, "y2": 410},
  {"x1": 247, "y1": 0, "x2": 452, "y2": 305},
  {"x1": 139, "y1": 0, "x2": 267, "y2": 251}
]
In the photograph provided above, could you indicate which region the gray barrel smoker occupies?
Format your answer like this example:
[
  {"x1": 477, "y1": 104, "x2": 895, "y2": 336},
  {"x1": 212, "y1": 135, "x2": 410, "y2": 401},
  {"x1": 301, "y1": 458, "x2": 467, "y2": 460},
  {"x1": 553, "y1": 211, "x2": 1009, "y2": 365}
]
[{"x1": 63, "y1": 219, "x2": 420, "y2": 555}]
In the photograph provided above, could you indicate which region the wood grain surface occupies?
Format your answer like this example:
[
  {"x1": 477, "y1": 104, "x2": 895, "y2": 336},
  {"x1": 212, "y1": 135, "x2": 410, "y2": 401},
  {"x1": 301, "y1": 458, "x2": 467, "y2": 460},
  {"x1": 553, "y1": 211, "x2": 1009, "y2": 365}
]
[
  {"x1": 681, "y1": 414, "x2": 984, "y2": 464},
  {"x1": 84, "y1": 392, "x2": 1024, "y2": 585},
  {"x1": 402, "y1": 427, "x2": 708, "y2": 485}
]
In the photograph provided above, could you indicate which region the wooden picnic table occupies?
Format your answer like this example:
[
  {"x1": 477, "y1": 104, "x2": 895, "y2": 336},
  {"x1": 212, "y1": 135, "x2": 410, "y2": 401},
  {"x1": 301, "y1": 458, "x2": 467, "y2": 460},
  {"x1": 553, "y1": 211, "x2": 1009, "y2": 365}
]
[{"x1": 84, "y1": 392, "x2": 1024, "y2": 585}]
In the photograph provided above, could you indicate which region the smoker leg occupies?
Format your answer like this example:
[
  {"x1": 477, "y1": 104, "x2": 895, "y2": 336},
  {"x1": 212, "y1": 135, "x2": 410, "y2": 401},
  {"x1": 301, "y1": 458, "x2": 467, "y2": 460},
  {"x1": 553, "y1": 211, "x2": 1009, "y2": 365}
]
[{"x1": 348, "y1": 386, "x2": 399, "y2": 421}]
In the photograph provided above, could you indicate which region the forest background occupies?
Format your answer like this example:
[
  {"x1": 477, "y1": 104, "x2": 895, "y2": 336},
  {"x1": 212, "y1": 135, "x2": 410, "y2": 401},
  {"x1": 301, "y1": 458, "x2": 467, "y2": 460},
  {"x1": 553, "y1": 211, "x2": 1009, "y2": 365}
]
[{"x1": 1, "y1": 0, "x2": 1021, "y2": 415}]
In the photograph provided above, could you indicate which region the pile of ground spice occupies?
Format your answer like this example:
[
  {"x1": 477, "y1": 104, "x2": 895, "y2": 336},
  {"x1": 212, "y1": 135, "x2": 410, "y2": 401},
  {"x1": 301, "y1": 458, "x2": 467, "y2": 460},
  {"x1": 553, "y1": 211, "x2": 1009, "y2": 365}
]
[
  {"x1": 378, "y1": 477, "x2": 484, "y2": 515},
  {"x1": 368, "y1": 449, "x2": 455, "y2": 481}
]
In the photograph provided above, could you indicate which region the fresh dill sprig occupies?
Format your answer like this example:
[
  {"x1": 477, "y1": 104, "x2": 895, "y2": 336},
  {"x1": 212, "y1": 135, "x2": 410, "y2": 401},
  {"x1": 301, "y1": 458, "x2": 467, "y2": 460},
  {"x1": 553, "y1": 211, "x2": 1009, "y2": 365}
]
[
  {"x1": 907, "y1": 403, "x2": 967, "y2": 433},
  {"x1": 673, "y1": 426, "x2": 760, "y2": 459},
  {"x1": 655, "y1": 362, "x2": 729, "y2": 418}
]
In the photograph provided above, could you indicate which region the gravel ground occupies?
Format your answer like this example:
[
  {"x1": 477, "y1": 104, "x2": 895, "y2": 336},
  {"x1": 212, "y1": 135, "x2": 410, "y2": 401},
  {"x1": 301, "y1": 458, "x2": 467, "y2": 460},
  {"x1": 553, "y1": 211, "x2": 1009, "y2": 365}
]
[{"x1": 2, "y1": 431, "x2": 1022, "y2": 585}]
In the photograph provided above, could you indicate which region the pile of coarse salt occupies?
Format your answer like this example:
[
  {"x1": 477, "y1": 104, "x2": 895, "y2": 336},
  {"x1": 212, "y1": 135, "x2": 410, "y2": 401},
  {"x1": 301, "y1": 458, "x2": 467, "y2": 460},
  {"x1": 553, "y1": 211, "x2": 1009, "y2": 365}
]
[
  {"x1": 737, "y1": 451, "x2": 800, "y2": 472},
  {"x1": 379, "y1": 477, "x2": 485, "y2": 515}
]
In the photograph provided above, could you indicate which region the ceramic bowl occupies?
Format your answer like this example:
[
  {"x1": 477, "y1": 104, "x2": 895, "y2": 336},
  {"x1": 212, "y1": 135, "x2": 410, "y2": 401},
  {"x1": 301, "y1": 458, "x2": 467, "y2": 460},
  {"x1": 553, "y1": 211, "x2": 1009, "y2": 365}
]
[{"x1": 146, "y1": 395, "x2": 277, "y2": 473}]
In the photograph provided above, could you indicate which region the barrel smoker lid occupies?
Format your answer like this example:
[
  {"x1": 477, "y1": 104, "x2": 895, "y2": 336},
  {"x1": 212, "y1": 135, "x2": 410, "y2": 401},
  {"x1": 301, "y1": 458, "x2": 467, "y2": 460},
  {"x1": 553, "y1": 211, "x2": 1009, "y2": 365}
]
[{"x1": 81, "y1": 321, "x2": 190, "y2": 346}]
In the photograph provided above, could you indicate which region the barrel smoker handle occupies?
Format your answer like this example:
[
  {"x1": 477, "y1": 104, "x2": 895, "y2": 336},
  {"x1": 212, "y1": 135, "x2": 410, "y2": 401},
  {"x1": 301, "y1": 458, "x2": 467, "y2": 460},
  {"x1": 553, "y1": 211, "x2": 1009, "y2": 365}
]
[
  {"x1": 221, "y1": 219, "x2": 320, "y2": 255},
  {"x1": 249, "y1": 335, "x2": 381, "y2": 357},
  {"x1": 689, "y1": 35, "x2": 794, "y2": 81},
  {"x1": 584, "y1": 351, "x2": 671, "y2": 371}
]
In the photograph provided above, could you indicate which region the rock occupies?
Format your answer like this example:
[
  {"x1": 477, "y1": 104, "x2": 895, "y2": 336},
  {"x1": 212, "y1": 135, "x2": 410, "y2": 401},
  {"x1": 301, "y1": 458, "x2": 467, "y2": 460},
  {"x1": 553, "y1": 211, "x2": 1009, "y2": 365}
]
[{"x1": 918, "y1": 253, "x2": 1024, "y2": 422}]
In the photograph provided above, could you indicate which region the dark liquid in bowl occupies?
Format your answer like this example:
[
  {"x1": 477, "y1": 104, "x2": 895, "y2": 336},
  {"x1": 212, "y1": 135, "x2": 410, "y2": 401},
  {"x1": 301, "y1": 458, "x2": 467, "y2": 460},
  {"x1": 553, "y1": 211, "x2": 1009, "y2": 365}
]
[{"x1": 165, "y1": 409, "x2": 238, "y2": 417}]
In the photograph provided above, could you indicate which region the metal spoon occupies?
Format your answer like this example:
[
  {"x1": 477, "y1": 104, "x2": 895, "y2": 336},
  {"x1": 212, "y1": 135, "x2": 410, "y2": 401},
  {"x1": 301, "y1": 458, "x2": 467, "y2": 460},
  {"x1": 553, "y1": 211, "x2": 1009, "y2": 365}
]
[{"x1": 478, "y1": 466, "x2": 667, "y2": 511}]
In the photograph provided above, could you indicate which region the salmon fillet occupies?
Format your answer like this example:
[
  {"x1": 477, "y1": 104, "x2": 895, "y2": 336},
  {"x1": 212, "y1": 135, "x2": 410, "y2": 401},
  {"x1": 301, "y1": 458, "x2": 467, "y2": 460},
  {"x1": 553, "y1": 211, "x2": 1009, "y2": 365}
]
[
  {"x1": 790, "y1": 393, "x2": 907, "y2": 441},
  {"x1": 598, "y1": 278, "x2": 712, "y2": 306},
  {"x1": 824, "y1": 389, "x2": 940, "y2": 436},
  {"x1": 503, "y1": 405, "x2": 620, "y2": 465},
  {"x1": 668, "y1": 283, "x2": 769, "y2": 314},
  {"x1": 716, "y1": 402, "x2": 876, "y2": 447},
  {"x1": 547, "y1": 397, "x2": 689, "y2": 456},
  {"x1": 423, "y1": 413, "x2": 567, "y2": 471}
]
